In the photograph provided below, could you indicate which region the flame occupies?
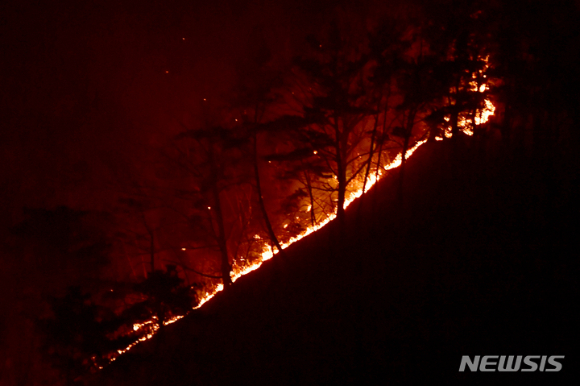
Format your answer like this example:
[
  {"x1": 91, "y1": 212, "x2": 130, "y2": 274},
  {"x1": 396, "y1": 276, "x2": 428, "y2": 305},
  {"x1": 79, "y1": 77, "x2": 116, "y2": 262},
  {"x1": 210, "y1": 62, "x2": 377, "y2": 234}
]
[
  {"x1": 229, "y1": 78, "x2": 495, "y2": 298},
  {"x1": 229, "y1": 138, "x2": 429, "y2": 282},
  {"x1": 445, "y1": 73, "x2": 495, "y2": 138},
  {"x1": 104, "y1": 78, "x2": 496, "y2": 369}
]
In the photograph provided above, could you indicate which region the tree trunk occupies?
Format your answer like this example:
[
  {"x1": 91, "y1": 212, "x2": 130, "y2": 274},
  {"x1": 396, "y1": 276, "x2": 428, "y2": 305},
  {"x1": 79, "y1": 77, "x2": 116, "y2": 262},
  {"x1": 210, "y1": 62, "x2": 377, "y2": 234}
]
[
  {"x1": 336, "y1": 162, "x2": 346, "y2": 224},
  {"x1": 253, "y1": 132, "x2": 285, "y2": 256},
  {"x1": 334, "y1": 115, "x2": 347, "y2": 231},
  {"x1": 362, "y1": 109, "x2": 381, "y2": 195},
  {"x1": 304, "y1": 171, "x2": 317, "y2": 227},
  {"x1": 336, "y1": 152, "x2": 347, "y2": 235},
  {"x1": 371, "y1": 110, "x2": 388, "y2": 223},
  {"x1": 208, "y1": 144, "x2": 232, "y2": 287},
  {"x1": 211, "y1": 185, "x2": 232, "y2": 287},
  {"x1": 121, "y1": 240, "x2": 138, "y2": 280},
  {"x1": 356, "y1": 109, "x2": 381, "y2": 224}
]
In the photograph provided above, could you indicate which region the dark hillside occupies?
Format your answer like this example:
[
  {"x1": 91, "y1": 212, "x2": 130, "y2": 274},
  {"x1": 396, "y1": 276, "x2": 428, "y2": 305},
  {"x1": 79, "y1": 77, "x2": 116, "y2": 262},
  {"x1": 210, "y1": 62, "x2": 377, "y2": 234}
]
[{"x1": 94, "y1": 136, "x2": 579, "y2": 385}]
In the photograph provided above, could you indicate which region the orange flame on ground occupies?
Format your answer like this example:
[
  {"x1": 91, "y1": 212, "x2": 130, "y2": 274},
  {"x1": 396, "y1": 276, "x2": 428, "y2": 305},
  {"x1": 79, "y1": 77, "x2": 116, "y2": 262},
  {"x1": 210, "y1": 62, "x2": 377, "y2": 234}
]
[
  {"x1": 106, "y1": 92, "x2": 495, "y2": 366},
  {"x1": 104, "y1": 141, "x2": 428, "y2": 363}
]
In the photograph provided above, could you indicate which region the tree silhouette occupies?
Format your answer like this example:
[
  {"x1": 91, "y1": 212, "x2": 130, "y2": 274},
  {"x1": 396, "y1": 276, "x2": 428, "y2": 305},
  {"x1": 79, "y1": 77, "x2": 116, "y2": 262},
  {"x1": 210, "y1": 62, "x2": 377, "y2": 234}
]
[
  {"x1": 173, "y1": 116, "x2": 253, "y2": 288},
  {"x1": 269, "y1": 21, "x2": 378, "y2": 232},
  {"x1": 125, "y1": 265, "x2": 194, "y2": 329},
  {"x1": 37, "y1": 287, "x2": 129, "y2": 385},
  {"x1": 229, "y1": 27, "x2": 288, "y2": 256}
]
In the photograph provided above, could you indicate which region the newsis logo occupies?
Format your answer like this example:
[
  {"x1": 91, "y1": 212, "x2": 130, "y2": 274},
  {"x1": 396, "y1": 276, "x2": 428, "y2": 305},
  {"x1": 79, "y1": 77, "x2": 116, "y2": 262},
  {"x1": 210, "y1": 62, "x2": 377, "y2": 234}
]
[{"x1": 459, "y1": 355, "x2": 564, "y2": 372}]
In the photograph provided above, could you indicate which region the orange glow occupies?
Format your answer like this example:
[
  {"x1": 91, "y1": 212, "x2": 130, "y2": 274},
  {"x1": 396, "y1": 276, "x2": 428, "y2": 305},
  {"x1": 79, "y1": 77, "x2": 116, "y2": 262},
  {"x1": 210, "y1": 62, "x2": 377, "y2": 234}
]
[
  {"x1": 103, "y1": 68, "x2": 497, "y2": 370},
  {"x1": 445, "y1": 61, "x2": 495, "y2": 138},
  {"x1": 103, "y1": 127, "x2": 486, "y2": 367}
]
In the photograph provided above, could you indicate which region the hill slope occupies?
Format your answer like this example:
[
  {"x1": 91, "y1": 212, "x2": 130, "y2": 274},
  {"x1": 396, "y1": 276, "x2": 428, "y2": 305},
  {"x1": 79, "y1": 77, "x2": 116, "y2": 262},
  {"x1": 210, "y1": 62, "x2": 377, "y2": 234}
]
[{"x1": 93, "y1": 137, "x2": 579, "y2": 385}]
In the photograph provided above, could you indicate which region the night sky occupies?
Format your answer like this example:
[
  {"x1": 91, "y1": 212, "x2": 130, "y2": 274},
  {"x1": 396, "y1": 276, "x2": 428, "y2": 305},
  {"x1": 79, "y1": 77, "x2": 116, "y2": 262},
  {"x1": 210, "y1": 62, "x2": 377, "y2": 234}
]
[{"x1": 1, "y1": 0, "x2": 357, "y2": 223}]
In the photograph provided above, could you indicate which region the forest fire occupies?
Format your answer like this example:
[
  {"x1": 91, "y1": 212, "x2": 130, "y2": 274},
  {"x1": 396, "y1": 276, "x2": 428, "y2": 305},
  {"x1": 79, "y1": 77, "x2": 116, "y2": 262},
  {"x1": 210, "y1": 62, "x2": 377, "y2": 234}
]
[
  {"x1": 105, "y1": 87, "x2": 496, "y2": 365},
  {"x1": 3, "y1": 0, "x2": 578, "y2": 383}
]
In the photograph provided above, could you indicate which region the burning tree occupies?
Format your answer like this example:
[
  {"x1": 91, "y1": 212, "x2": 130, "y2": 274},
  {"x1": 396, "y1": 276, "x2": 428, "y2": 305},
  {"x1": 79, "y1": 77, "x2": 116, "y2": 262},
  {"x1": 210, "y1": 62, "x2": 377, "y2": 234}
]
[
  {"x1": 268, "y1": 21, "x2": 379, "y2": 231},
  {"x1": 266, "y1": 142, "x2": 333, "y2": 237},
  {"x1": 229, "y1": 27, "x2": 288, "y2": 255},
  {"x1": 172, "y1": 114, "x2": 255, "y2": 288},
  {"x1": 417, "y1": 2, "x2": 497, "y2": 141},
  {"x1": 364, "y1": 11, "x2": 498, "y2": 200}
]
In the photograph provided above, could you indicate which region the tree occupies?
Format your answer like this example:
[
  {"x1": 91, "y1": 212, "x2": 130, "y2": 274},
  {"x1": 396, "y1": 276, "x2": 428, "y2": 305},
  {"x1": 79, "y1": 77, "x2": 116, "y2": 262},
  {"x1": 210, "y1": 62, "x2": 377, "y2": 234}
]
[
  {"x1": 365, "y1": 20, "x2": 411, "y2": 197},
  {"x1": 115, "y1": 197, "x2": 166, "y2": 277},
  {"x1": 368, "y1": 7, "x2": 497, "y2": 199},
  {"x1": 173, "y1": 115, "x2": 254, "y2": 288},
  {"x1": 419, "y1": 1, "x2": 496, "y2": 140},
  {"x1": 229, "y1": 27, "x2": 288, "y2": 256},
  {"x1": 270, "y1": 21, "x2": 378, "y2": 232},
  {"x1": 266, "y1": 145, "x2": 335, "y2": 234},
  {"x1": 124, "y1": 265, "x2": 194, "y2": 330},
  {"x1": 37, "y1": 287, "x2": 129, "y2": 385}
]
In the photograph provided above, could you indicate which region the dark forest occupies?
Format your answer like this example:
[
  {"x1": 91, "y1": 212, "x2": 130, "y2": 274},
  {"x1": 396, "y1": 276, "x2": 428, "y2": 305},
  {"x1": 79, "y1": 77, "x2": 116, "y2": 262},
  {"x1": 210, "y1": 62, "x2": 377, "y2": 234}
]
[{"x1": 1, "y1": 0, "x2": 579, "y2": 384}]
